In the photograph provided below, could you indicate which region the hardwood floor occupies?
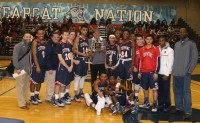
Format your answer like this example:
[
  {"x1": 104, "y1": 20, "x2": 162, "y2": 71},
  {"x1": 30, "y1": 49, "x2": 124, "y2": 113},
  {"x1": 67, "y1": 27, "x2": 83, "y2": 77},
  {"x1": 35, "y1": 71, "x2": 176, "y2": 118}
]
[{"x1": 0, "y1": 60, "x2": 200, "y2": 123}]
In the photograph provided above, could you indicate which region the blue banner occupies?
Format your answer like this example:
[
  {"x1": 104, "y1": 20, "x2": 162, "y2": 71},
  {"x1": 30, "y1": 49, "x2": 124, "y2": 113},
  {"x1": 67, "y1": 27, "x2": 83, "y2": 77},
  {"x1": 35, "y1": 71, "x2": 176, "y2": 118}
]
[{"x1": 0, "y1": 2, "x2": 176, "y2": 24}]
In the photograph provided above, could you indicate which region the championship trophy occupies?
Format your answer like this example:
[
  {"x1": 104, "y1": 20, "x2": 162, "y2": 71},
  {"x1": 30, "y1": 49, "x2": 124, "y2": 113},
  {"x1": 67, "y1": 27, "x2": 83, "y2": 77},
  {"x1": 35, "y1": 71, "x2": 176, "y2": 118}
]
[
  {"x1": 85, "y1": 47, "x2": 92, "y2": 64},
  {"x1": 107, "y1": 54, "x2": 113, "y2": 68}
]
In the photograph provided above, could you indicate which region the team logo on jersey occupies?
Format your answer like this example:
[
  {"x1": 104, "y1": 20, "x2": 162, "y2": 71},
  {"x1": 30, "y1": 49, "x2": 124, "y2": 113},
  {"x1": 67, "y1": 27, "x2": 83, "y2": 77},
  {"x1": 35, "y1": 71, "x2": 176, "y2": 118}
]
[
  {"x1": 38, "y1": 46, "x2": 45, "y2": 51},
  {"x1": 66, "y1": 6, "x2": 86, "y2": 22},
  {"x1": 143, "y1": 52, "x2": 153, "y2": 58}
]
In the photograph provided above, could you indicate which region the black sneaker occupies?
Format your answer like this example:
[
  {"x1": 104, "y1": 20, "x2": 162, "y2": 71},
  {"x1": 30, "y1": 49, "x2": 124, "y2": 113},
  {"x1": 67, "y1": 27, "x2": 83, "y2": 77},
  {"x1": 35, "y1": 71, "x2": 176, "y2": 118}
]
[
  {"x1": 30, "y1": 96, "x2": 38, "y2": 105},
  {"x1": 131, "y1": 105, "x2": 139, "y2": 114},
  {"x1": 79, "y1": 92, "x2": 84, "y2": 98},
  {"x1": 64, "y1": 93, "x2": 74, "y2": 101},
  {"x1": 35, "y1": 94, "x2": 42, "y2": 103},
  {"x1": 74, "y1": 95, "x2": 81, "y2": 102},
  {"x1": 119, "y1": 106, "x2": 126, "y2": 114},
  {"x1": 60, "y1": 97, "x2": 71, "y2": 105},
  {"x1": 54, "y1": 99, "x2": 64, "y2": 107},
  {"x1": 112, "y1": 105, "x2": 119, "y2": 115}
]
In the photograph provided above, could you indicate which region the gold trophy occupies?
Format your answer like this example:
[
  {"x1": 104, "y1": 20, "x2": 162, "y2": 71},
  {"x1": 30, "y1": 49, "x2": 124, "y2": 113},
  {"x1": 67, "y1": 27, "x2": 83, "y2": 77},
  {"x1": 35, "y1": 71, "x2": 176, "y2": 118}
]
[
  {"x1": 85, "y1": 47, "x2": 92, "y2": 64},
  {"x1": 107, "y1": 53, "x2": 113, "y2": 68}
]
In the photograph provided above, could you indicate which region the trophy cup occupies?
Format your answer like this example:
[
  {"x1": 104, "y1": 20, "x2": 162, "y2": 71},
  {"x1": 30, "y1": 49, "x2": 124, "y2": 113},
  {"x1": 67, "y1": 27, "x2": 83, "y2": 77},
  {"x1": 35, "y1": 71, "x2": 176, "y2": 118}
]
[
  {"x1": 107, "y1": 54, "x2": 113, "y2": 68},
  {"x1": 85, "y1": 47, "x2": 92, "y2": 64}
]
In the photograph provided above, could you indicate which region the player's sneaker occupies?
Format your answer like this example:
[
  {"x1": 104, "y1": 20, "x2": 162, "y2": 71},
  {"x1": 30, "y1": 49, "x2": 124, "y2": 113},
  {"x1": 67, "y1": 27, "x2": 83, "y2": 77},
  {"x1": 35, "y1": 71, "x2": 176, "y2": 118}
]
[
  {"x1": 152, "y1": 103, "x2": 158, "y2": 112},
  {"x1": 60, "y1": 97, "x2": 71, "y2": 105},
  {"x1": 35, "y1": 94, "x2": 42, "y2": 103},
  {"x1": 139, "y1": 102, "x2": 150, "y2": 109},
  {"x1": 131, "y1": 105, "x2": 139, "y2": 114},
  {"x1": 119, "y1": 106, "x2": 126, "y2": 114},
  {"x1": 30, "y1": 96, "x2": 39, "y2": 105},
  {"x1": 112, "y1": 105, "x2": 119, "y2": 115},
  {"x1": 74, "y1": 95, "x2": 81, "y2": 102},
  {"x1": 54, "y1": 99, "x2": 64, "y2": 107},
  {"x1": 64, "y1": 93, "x2": 74, "y2": 101},
  {"x1": 79, "y1": 92, "x2": 84, "y2": 98},
  {"x1": 163, "y1": 105, "x2": 170, "y2": 113}
]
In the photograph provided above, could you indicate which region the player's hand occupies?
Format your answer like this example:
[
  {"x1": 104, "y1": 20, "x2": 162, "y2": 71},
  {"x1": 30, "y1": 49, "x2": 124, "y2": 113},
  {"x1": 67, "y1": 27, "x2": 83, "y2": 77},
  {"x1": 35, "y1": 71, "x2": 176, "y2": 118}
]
[
  {"x1": 68, "y1": 66, "x2": 73, "y2": 73},
  {"x1": 138, "y1": 73, "x2": 141, "y2": 79},
  {"x1": 162, "y1": 75, "x2": 168, "y2": 80},
  {"x1": 153, "y1": 74, "x2": 158, "y2": 80},
  {"x1": 16, "y1": 69, "x2": 21, "y2": 74},
  {"x1": 48, "y1": 70, "x2": 53, "y2": 74},
  {"x1": 105, "y1": 64, "x2": 109, "y2": 69},
  {"x1": 128, "y1": 66, "x2": 133, "y2": 74},
  {"x1": 112, "y1": 66, "x2": 117, "y2": 70},
  {"x1": 98, "y1": 92, "x2": 103, "y2": 98},
  {"x1": 84, "y1": 53, "x2": 90, "y2": 57},
  {"x1": 74, "y1": 60, "x2": 80, "y2": 65},
  {"x1": 133, "y1": 67, "x2": 138, "y2": 72},
  {"x1": 36, "y1": 67, "x2": 41, "y2": 73}
]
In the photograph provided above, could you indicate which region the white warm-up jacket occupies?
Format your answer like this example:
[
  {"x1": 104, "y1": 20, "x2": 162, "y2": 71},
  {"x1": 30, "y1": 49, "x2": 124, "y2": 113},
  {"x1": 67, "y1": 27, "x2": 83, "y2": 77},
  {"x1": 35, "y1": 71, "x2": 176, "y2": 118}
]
[{"x1": 158, "y1": 42, "x2": 174, "y2": 76}]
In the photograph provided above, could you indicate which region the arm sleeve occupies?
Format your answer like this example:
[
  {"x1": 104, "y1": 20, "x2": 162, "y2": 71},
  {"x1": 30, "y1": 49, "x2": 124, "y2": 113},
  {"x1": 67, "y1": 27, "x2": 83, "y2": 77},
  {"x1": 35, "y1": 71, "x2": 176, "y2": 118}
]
[{"x1": 188, "y1": 42, "x2": 198, "y2": 73}]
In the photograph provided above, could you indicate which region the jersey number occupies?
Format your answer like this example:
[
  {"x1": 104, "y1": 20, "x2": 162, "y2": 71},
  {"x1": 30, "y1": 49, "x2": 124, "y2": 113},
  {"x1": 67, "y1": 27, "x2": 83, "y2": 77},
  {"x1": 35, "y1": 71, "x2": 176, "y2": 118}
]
[
  {"x1": 65, "y1": 53, "x2": 71, "y2": 60},
  {"x1": 121, "y1": 51, "x2": 128, "y2": 58}
]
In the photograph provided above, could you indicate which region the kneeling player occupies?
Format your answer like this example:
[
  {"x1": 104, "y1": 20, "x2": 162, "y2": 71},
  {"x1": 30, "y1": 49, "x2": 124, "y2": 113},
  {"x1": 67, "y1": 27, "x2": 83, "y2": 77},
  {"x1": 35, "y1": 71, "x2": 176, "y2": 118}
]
[
  {"x1": 84, "y1": 72, "x2": 108, "y2": 115},
  {"x1": 105, "y1": 75, "x2": 135, "y2": 114}
]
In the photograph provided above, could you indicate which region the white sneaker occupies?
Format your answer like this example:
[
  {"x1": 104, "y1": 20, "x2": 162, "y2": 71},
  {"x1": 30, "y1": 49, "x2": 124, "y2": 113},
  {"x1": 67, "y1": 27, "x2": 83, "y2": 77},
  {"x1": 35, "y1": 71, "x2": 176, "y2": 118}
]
[{"x1": 96, "y1": 109, "x2": 101, "y2": 115}]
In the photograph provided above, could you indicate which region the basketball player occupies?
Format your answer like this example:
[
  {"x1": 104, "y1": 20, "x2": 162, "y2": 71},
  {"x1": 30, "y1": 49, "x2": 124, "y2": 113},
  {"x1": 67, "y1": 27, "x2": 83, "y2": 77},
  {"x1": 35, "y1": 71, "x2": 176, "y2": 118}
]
[
  {"x1": 64, "y1": 30, "x2": 77, "y2": 101},
  {"x1": 118, "y1": 30, "x2": 136, "y2": 91},
  {"x1": 30, "y1": 29, "x2": 46, "y2": 105},
  {"x1": 105, "y1": 34, "x2": 121, "y2": 78},
  {"x1": 138, "y1": 34, "x2": 160, "y2": 112},
  {"x1": 84, "y1": 72, "x2": 107, "y2": 115},
  {"x1": 73, "y1": 24, "x2": 89, "y2": 102},
  {"x1": 54, "y1": 31, "x2": 74, "y2": 107},
  {"x1": 132, "y1": 34, "x2": 144, "y2": 103},
  {"x1": 105, "y1": 75, "x2": 135, "y2": 115}
]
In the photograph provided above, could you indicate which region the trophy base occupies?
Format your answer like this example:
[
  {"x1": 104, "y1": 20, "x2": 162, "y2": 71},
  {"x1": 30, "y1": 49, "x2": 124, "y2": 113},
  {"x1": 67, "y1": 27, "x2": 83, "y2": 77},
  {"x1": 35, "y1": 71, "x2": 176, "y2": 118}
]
[{"x1": 85, "y1": 62, "x2": 92, "y2": 64}]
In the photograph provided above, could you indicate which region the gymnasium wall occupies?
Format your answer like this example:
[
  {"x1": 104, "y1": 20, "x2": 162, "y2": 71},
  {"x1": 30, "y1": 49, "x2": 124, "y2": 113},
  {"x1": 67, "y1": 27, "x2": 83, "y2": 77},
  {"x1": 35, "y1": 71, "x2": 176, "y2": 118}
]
[{"x1": 0, "y1": 0, "x2": 199, "y2": 32}]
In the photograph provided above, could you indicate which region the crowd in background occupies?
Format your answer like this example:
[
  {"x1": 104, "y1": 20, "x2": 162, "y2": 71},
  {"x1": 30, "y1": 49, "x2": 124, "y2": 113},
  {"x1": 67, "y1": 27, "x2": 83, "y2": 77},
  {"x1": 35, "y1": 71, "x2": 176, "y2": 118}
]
[{"x1": 0, "y1": 14, "x2": 180, "y2": 56}]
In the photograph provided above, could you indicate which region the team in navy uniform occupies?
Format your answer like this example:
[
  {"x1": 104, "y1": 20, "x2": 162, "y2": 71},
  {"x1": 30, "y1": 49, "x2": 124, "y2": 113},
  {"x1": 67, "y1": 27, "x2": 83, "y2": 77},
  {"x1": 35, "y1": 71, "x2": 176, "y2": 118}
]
[
  {"x1": 105, "y1": 34, "x2": 121, "y2": 77},
  {"x1": 118, "y1": 30, "x2": 136, "y2": 91},
  {"x1": 30, "y1": 29, "x2": 46, "y2": 105},
  {"x1": 73, "y1": 24, "x2": 89, "y2": 102},
  {"x1": 54, "y1": 31, "x2": 74, "y2": 107}
]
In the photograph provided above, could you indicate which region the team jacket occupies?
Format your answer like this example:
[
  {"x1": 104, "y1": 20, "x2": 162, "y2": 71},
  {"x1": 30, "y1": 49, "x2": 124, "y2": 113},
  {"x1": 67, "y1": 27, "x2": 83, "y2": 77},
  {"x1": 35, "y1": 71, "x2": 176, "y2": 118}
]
[{"x1": 158, "y1": 42, "x2": 174, "y2": 76}]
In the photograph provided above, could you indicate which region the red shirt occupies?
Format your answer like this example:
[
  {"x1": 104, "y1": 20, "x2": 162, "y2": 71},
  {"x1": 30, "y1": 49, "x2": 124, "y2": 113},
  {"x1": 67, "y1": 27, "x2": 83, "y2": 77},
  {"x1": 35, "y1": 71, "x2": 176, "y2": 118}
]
[{"x1": 139, "y1": 45, "x2": 160, "y2": 72}]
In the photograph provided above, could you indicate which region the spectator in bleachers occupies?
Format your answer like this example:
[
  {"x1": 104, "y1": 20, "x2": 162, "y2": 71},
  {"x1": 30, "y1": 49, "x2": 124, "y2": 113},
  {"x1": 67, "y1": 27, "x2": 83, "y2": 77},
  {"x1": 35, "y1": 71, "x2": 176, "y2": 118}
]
[
  {"x1": 25, "y1": 14, "x2": 30, "y2": 24},
  {"x1": 99, "y1": 17, "x2": 105, "y2": 25},
  {"x1": 90, "y1": 16, "x2": 97, "y2": 25}
]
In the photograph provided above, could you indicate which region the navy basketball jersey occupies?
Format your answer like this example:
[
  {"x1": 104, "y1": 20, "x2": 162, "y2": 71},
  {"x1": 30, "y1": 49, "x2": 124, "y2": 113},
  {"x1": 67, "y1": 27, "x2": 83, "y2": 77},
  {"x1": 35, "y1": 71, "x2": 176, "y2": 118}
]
[
  {"x1": 57, "y1": 41, "x2": 72, "y2": 65},
  {"x1": 77, "y1": 36, "x2": 89, "y2": 57},
  {"x1": 106, "y1": 43, "x2": 119, "y2": 66},
  {"x1": 36, "y1": 41, "x2": 46, "y2": 67},
  {"x1": 107, "y1": 84, "x2": 115, "y2": 92},
  {"x1": 92, "y1": 79, "x2": 108, "y2": 95},
  {"x1": 119, "y1": 41, "x2": 132, "y2": 59}
]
